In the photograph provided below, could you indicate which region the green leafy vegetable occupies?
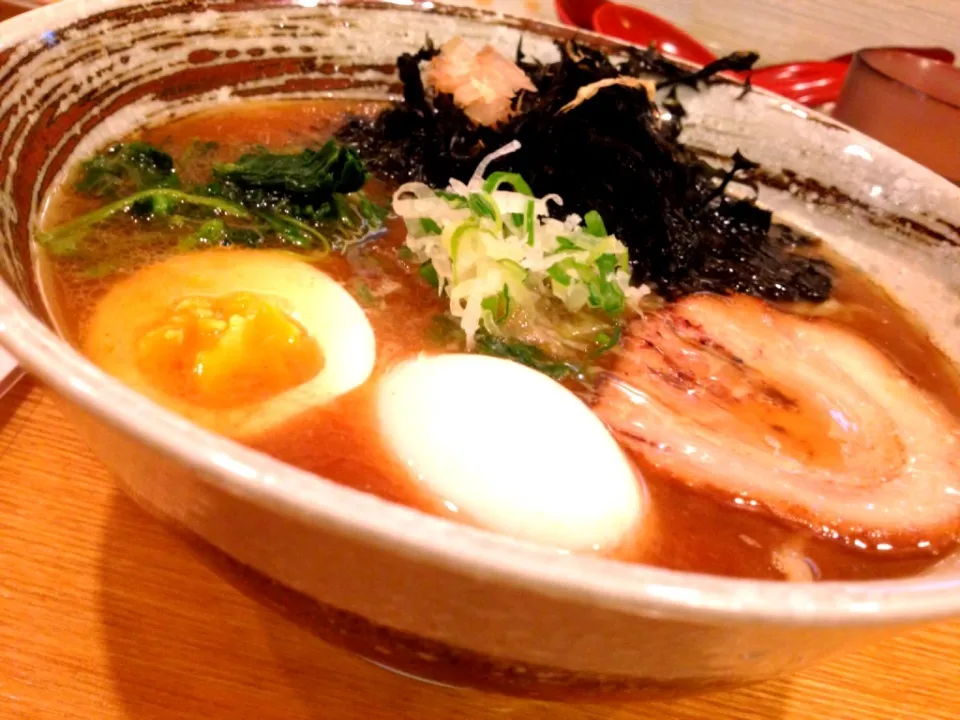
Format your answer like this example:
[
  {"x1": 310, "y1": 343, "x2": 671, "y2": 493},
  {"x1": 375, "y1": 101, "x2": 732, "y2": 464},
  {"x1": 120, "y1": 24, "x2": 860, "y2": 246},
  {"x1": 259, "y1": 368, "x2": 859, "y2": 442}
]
[
  {"x1": 38, "y1": 188, "x2": 250, "y2": 256},
  {"x1": 44, "y1": 139, "x2": 386, "y2": 258},
  {"x1": 179, "y1": 219, "x2": 262, "y2": 250},
  {"x1": 357, "y1": 195, "x2": 386, "y2": 224},
  {"x1": 524, "y1": 199, "x2": 535, "y2": 246},
  {"x1": 130, "y1": 190, "x2": 178, "y2": 220},
  {"x1": 333, "y1": 193, "x2": 358, "y2": 227},
  {"x1": 425, "y1": 315, "x2": 580, "y2": 381},
  {"x1": 75, "y1": 142, "x2": 180, "y2": 198},
  {"x1": 256, "y1": 209, "x2": 330, "y2": 249},
  {"x1": 43, "y1": 234, "x2": 80, "y2": 257},
  {"x1": 79, "y1": 262, "x2": 117, "y2": 279},
  {"x1": 211, "y1": 140, "x2": 366, "y2": 219},
  {"x1": 474, "y1": 333, "x2": 579, "y2": 381}
]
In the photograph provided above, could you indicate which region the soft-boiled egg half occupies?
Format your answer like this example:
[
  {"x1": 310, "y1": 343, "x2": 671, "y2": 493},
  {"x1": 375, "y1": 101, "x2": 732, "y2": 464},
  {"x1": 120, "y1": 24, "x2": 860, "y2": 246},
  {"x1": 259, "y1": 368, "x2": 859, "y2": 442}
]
[
  {"x1": 87, "y1": 251, "x2": 643, "y2": 553},
  {"x1": 377, "y1": 354, "x2": 646, "y2": 554},
  {"x1": 84, "y1": 249, "x2": 375, "y2": 439}
]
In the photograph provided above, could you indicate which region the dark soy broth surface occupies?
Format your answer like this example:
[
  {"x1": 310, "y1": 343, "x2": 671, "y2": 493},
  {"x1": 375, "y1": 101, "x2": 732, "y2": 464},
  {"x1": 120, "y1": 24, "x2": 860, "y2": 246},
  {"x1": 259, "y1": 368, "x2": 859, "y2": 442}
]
[{"x1": 38, "y1": 100, "x2": 960, "y2": 581}]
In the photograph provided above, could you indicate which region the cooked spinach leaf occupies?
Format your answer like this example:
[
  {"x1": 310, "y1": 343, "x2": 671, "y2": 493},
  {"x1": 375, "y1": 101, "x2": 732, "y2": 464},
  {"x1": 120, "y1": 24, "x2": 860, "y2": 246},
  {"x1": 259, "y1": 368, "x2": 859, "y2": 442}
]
[
  {"x1": 474, "y1": 332, "x2": 580, "y2": 381},
  {"x1": 75, "y1": 142, "x2": 180, "y2": 198},
  {"x1": 424, "y1": 313, "x2": 578, "y2": 380},
  {"x1": 45, "y1": 139, "x2": 386, "y2": 257},
  {"x1": 210, "y1": 141, "x2": 367, "y2": 221},
  {"x1": 38, "y1": 189, "x2": 251, "y2": 256},
  {"x1": 179, "y1": 219, "x2": 263, "y2": 250}
]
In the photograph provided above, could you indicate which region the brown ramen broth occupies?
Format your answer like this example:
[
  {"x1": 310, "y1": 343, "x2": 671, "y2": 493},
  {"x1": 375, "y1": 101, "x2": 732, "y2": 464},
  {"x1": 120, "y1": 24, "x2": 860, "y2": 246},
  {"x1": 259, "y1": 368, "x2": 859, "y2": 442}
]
[{"x1": 37, "y1": 99, "x2": 960, "y2": 581}]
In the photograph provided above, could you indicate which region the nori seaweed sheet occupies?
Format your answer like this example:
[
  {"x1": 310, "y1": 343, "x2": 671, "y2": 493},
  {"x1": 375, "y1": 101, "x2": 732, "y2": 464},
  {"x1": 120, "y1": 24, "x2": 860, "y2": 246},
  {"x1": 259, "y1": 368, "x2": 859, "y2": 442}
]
[{"x1": 337, "y1": 40, "x2": 832, "y2": 303}]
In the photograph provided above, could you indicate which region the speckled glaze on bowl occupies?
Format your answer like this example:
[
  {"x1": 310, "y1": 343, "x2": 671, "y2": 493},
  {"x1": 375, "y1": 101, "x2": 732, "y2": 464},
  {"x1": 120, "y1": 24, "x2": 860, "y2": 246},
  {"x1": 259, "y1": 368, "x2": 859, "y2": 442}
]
[{"x1": 2, "y1": 0, "x2": 960, "y2": 702}]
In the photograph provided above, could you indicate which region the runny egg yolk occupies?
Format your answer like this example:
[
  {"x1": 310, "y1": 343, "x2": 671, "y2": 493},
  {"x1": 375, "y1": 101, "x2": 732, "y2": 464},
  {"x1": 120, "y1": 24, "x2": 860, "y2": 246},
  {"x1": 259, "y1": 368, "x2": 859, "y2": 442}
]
[
  {"x1": 136, "y1": 292, "x2": 324, "y2": 409},
  {"x1": 83, "y1": 249, "x2": 376, "y2": 439}
]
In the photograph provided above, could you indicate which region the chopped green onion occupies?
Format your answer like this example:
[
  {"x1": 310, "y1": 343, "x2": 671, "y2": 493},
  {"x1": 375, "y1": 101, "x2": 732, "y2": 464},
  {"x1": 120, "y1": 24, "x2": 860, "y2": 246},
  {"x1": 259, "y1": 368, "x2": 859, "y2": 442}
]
[
  {"x1": 481, "y1": 283, "x2": 512, "y2": 324},
  {"x1": 468, "y1": 193, "x2": 497, "y2": 221},
  {"x1": 449, "y1": 220, "x2": 476, "y2": 285},
  {"x1": 583, "y1": 209, "x2": 607, "y2": 237},
  {"x1": 392, "y1": 152, "x2": 637, "y2": 358},
  {"x1": 469, "y1": 192, "x2": 503, "y2": 237},
  {"x1": 418, "y1": 260, "x2": 440, "y2": 288},
  {"x1": 437, "y1": 190, "x2": 468, "y2": 208},
  {"x1": 499, "y1": 258, "x2": 527, "y2": 277},
  {"x1": 482, "y1": 171, "x2": 534, "y2": 196},
  {"x1": 524, "y1": 200, "x2": 535, "y2": 246},
  {"x1": 594, "y1": 325, "x2": 622, "y2": 354},
  {"x1": 420, "y1": 217, "x2": 442, "y2": 235},
  {"x1": 596, "y1": 253, "x2": 618, "y2": 276},
  {"x1": 554, "y1": 236, "x2": 581, "y2": 252},
  {"x1": 547, "y1": 258, "x2": 574, "y2": 286},
  {"x1": 583, "y1": 270, "x2": 625, "y2": 315}
]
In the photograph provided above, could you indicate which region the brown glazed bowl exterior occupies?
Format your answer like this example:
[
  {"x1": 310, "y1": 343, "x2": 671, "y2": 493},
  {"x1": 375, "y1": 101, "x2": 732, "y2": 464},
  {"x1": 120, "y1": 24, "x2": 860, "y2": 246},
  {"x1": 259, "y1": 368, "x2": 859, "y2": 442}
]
[{"x1": 2, "y1": 0, "x2": 960, "y2": 702}]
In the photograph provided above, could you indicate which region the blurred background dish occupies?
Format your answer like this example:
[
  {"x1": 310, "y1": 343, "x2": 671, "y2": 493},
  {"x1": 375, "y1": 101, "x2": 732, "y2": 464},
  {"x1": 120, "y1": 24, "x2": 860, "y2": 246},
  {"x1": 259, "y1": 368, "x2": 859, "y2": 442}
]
[
  {"x1": 553, "y1": 0, "x2": 960, "y2": 65},
  {"x1": 834, "y1": 49, "x2": 960, "y2": 184},
  {"x1": 0, "y1": 0, "x2": 40, "y2": 21},
  {"x1": 591, "y1": 2, "x2": 718, "y2": 66}
]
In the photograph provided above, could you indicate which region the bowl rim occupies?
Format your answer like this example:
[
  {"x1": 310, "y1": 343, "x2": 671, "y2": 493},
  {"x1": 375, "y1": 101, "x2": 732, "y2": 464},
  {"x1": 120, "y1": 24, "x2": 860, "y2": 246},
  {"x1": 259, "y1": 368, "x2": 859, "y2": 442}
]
[{"x1": 3, "y1": 0, "x2": 960, "y2": 627}]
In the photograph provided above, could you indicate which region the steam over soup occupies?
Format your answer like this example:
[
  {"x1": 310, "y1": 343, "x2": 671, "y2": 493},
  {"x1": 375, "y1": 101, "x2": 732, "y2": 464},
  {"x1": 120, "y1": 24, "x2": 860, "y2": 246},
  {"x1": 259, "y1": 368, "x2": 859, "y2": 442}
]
[{"x1": 36, "y1": 40, "x2": 960, "y2": 582}]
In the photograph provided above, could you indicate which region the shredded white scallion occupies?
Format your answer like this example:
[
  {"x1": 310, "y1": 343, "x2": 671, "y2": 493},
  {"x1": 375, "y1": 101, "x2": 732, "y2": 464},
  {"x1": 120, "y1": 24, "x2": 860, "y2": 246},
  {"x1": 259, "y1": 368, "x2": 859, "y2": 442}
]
[
  {"x1": 393, "y1": 142, "x2": 645, "y2": 349},
  {"x1": 468, "y1": 139, "x2": 521, "y2": 188}
]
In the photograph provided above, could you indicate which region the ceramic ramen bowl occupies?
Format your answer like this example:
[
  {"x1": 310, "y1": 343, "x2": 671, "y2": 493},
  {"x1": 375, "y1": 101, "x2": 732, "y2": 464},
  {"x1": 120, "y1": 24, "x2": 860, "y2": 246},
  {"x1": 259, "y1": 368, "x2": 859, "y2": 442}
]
[{"x1": 2, "y1": 0, "x2": 960, "y2": 701}]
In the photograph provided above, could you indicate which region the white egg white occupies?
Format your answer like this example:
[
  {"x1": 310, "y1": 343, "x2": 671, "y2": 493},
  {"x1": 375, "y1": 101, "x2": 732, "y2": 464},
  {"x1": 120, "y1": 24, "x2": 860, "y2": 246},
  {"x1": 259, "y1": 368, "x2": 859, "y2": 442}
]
[
  {"x1": 85, "y1": 249, "x2": 375, "y2": 439},
  {"x1": 377, "y1": 353, "x2": 645, "y2": 554}
]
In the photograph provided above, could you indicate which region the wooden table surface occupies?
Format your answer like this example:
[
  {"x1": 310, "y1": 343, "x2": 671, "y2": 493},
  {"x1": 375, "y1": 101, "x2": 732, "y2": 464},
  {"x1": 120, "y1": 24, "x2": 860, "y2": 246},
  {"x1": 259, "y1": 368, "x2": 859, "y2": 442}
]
[{"x1": 2, "y1": 378, "x2": 960, "y2": 720}]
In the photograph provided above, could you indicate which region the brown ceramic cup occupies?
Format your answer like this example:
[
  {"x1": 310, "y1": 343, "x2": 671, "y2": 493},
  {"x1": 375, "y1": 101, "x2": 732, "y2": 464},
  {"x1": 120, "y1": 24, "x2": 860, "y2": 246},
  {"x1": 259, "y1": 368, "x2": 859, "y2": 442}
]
[{"x1": 834, "y1": 49, "x2": 960, "y2": 183}]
